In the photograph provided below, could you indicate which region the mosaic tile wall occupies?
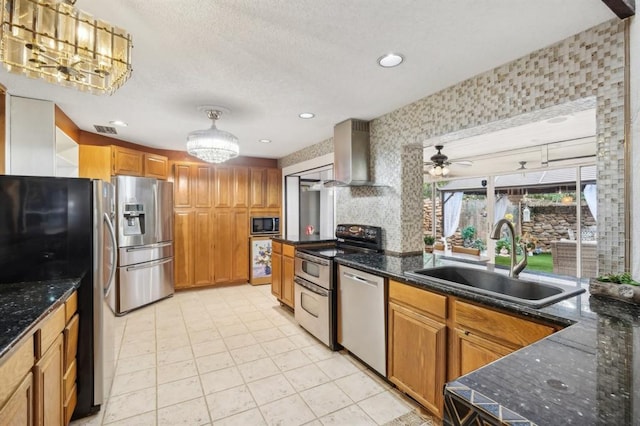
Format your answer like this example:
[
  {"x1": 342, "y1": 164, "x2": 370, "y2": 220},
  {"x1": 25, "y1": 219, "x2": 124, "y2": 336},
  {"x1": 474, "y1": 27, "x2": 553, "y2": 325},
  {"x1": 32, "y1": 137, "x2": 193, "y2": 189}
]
[{"x1": 280, "y1": 19, "x2": 626, "y2": 271}]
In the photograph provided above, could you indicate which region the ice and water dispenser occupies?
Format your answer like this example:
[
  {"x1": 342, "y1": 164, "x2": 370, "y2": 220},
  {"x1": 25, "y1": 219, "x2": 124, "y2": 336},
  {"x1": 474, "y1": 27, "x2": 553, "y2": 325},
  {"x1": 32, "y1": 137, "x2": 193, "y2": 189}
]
[{"x1": 123, "y1": 203, "x2": 145, "y2": 235}]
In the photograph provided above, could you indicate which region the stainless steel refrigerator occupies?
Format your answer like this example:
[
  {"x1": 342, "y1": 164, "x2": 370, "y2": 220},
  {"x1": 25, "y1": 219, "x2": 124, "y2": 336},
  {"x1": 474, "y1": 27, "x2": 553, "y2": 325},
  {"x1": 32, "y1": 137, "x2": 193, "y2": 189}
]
[
  {"x1": 0, "y1": 176, "x2": 116, "y2": 418},
  {"x1": 113, "y1": 176, "x2": 174, "y2": 315}
]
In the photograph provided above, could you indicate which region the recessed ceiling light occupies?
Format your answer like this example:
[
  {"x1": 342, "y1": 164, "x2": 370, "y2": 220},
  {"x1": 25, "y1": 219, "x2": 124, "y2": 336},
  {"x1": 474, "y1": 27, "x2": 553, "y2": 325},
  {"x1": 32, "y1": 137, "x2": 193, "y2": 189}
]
[
  {"x1": 299, "y1": 112, "x2": 315, "y2": 119},
  {"x1": 377, "y1": 53, "x2": 404, "y2": 68},
  {"x1": 259, "y1": 139, "x2": 272, "y2": 143},
  {"x1": 109, "y1": 120, "x2": 128, "y2": 127}
]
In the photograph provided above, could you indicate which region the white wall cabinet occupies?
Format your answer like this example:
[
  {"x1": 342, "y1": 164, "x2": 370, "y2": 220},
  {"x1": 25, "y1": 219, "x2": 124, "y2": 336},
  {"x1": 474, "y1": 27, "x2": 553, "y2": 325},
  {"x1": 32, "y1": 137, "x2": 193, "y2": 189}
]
[{"x1": 7, "y1": 95, "x2": 78, "y2": 177}]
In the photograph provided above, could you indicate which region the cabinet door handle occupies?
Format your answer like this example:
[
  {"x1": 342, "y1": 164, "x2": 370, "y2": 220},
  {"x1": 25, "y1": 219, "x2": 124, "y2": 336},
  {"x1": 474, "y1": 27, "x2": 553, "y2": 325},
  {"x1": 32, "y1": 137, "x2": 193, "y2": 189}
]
[{"x1": 464, "y1": 330, "x2": 470, "y2": 336}]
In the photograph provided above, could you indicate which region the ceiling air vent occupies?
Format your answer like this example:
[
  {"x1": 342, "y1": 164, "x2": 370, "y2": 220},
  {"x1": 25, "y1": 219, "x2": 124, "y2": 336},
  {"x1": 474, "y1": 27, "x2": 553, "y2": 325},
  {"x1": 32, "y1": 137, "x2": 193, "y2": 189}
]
[{"x1": 94, "y1": 125, "x2": 118, "y2": 135}]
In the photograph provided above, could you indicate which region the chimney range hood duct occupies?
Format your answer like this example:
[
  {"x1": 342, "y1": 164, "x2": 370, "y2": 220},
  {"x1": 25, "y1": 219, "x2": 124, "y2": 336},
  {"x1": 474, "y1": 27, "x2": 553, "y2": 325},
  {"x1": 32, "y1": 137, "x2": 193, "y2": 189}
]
[{"x1": 326, "y1": 119, "x2": 373, "y2": 186}]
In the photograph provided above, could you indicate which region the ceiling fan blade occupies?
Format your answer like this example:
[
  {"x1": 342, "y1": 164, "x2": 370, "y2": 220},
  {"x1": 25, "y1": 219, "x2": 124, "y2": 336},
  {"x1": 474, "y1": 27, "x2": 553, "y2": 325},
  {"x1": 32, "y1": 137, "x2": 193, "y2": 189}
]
[{"x1": 452, "y1": 160, "x2": 473, "y2": 166}]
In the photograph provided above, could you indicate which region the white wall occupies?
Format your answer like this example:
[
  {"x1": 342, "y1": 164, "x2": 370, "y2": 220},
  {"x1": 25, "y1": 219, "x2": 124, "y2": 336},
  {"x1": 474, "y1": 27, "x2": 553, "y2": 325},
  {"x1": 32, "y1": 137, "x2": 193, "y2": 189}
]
[{"x1": 9, "y1": 96, "x2": 55, "y2": 176}]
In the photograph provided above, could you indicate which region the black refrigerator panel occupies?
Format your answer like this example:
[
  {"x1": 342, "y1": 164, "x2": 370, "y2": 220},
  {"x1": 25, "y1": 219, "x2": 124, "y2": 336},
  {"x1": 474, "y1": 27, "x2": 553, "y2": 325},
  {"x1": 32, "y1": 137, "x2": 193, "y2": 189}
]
[{"x1": 0, "y1": 176, "x2": 92, "y2": 283}]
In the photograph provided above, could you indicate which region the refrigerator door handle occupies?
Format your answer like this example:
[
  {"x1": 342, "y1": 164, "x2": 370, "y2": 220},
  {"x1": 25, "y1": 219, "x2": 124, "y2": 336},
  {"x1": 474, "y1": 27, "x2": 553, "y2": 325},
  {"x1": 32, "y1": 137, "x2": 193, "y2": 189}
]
[
  {"x1": 125, "y1": 257, "x2": 172, "y2": 271},
  {"x1": 125, "y1": 241, "x2": 172, "y2": 251},
  {"x1": 104, "y1": 212, "x2": 118, "y2": 298}
]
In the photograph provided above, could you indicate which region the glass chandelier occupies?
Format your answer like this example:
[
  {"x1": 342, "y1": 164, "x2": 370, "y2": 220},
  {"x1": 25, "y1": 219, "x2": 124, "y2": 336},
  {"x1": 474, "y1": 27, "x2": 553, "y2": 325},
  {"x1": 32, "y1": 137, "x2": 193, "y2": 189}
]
[
  {"x1": 187, "y1": 110, "x2": 240, "y2": 164},
  {"x1": 0, "y1": 0, "x2": 132, "y2": 95}
]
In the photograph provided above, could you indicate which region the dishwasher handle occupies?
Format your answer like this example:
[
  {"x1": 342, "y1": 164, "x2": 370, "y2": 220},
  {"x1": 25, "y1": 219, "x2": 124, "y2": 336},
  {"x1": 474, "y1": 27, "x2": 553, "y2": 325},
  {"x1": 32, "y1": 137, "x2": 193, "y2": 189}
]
[{"x1": 342, "y1": 271, "x2": 379, "y2": 287}]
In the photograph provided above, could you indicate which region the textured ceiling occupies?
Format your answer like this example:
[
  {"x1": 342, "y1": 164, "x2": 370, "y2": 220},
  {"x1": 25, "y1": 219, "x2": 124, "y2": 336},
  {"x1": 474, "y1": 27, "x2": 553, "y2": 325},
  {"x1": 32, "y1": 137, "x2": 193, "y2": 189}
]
[{"x1": 0, "y1": 1, "x2": 614, "y2": 159}]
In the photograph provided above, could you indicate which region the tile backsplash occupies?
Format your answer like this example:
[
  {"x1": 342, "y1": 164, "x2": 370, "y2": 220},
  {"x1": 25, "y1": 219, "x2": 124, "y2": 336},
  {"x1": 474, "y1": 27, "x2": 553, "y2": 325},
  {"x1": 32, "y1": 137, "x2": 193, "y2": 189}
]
[{"x1": 280, "y1": 19, "x2": 626, "y2": 273}]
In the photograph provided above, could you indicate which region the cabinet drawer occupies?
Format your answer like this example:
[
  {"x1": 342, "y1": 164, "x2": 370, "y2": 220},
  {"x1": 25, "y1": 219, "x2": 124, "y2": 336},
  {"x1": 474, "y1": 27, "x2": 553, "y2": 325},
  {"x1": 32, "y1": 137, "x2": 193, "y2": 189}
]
[
  {"x1": 454, "y1": 300, "x2": 554, "y2": 348},
  {"x1": 0, "y1": 335, "x2": 34, "y2": 408},
  {"x1": 282, "y1": 244, "x2": 295, "y2": 258},
  {"x1": 63, "y1": 359, "x2": 76, "y2": 402},
  {"x1": 389, "y1": 280, "x2": 447, "y2": 320},
  {"x1": 64, "y1": 384, "x2": 77, "y2": 425},
  {"x1": 272, "y1": 241, "x2": 282, "y2": 254},
  {"x1": 37, "y1": 305, "x2": 65, "y2": 359},
  {"x1": 63, "y1": 314, "x2": 79, "y2": 370},
  {"x1": 65, "y1": 291, "x2": 77, "y2": 323}
]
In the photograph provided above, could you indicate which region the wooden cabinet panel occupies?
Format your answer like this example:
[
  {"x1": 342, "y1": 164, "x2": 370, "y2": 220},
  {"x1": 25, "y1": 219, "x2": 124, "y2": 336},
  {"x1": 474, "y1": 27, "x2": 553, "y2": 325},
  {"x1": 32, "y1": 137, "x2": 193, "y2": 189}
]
[
  {"x1": 454, "y1": 300, "x2": 554, "y2": 349},
  {"x1": 64, "y1": 291, "x2": 77, "y2": 323},
  {"x1": 195, "y1": 166, "x2": 213, "y2": 208},
  {"x1": 271, "y1": 251, "x2": 282, "y2": 299},
  {"x1": 282, "y1": 255, "x2": 295, "y2": 308},
  {"x1": 63, "y1": 314, "x2": 79, "y2": 371},
  {"x1": 234, "y1": 167, "x2": 249, "y2": 208},
  {"x1": 214, "y1": 211, "x2": 233, "y2": 283},
  {"x1": 450, "y1": 328, "x2": 512, "y2": 378},
  {"x1": 0, "y1": 335, "x2": 34, "y2": 409},
  {"x1": 389, "y1": 280, "x2": 447, "y2": 320},
  {"x1": 282, "y1": 244, "x2": 295, "y2": 258},
  {"x1": 112, "y1": 146, "x2": 143, "y2": 176},
  {"x1": 232, "y1": 210, "x2": 249, "y2": 281},
  {"x1": 0, "y1": 372, "x2": 33, "y2": 426},
  {"x1": 173, "y1": 164, "x2": 193, "y2": 208},
  {"x1": 143, "y1": 153, "x2": 168, "y2": 179},
  {"x1": 34, "y1": 334, "x2": 64, "y2": 426},
  {"x1": 214, "y1": 167, "x2": 233, "y2": 208},
  {"x1": 174, "y1": 211, "x2": 194, "y2": 289},
  {"x1": 388, "y1": 301, "x2": 446, "y2": 417},
  {"x1": 250, "y1": 168, "x2": 266, "y2": 208},
  {"x1": 79, "y1": 145, "x2": 111, "y2": 182},
  {"x1": 266, "y1": 168, "x2": 281, "y2": 209},
  {"x1": 37, "y1": 305, "x2": 64, "y2": 360},
  {"x1": 194, "y1": 212, "x2": 213, "y2": 285}
]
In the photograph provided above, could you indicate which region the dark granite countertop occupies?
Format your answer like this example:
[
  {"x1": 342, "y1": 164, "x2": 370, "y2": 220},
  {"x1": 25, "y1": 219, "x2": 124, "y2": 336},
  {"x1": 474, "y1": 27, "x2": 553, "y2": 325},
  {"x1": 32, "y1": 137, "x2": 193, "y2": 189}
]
[
  {"x1": 0, "y1": 278, "x2": 81, "y2": 359},
  {"x1": 334, "y1": 252, "x2": 636, "y2": 425},
  {"x1": 271, "y1": 235, "x2": 336, "y2": 245}
]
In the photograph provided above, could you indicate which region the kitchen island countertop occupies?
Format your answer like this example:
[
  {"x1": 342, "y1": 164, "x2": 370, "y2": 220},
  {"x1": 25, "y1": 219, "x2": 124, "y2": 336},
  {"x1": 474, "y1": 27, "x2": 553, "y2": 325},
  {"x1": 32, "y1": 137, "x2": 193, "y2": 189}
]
[
  {"x1": 334, "y1": 252, "x2": 639, "y2": 426},
  {"x1": 0, "y1": 278, "x2": 81, "y2": 359}
]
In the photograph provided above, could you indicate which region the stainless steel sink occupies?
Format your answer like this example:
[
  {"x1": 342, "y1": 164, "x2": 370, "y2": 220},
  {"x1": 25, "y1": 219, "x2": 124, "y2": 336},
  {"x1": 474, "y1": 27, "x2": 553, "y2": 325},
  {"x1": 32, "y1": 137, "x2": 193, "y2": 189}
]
[{"x1": 404, "y1": 266, "x2": 585, "y2": 308}]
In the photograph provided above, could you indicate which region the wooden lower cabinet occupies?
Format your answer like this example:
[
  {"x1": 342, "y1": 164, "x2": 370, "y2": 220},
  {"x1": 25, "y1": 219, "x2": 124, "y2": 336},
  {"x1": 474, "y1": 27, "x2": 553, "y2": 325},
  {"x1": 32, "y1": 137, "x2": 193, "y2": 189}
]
[
  {"x1": 194, "y1": 211, "x2": 214, "y2": 285},
  {"x1": 271, "y1": 243, "x2": 282, "y2": 299},
  {"x1": 0, "y1": 372, "x2": 34, "y2": 426},
  {"x1": 174, "y1": 211, "x2": 194, "y2": 289},
  {"x1": 388, "y1": 301, "x2": 446, "y2": 417},
  {"x1": 282, "y1": 255, "x2": 295, "y2": 308},
  {"x1": 449, "y1": 328, "x2": 513, "y2": 378},
  {"x1": 34, "y1": 334, "x2": 64, "y2": 426},
  {"x1": 270, "y1": 241, "x2": 295, "y2": 309}
]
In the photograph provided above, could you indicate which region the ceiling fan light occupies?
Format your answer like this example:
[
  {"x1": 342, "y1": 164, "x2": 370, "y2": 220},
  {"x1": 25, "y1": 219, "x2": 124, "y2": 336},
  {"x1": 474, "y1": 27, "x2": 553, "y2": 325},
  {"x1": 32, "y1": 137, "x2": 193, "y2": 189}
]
[
  {"x1": 442, "y1": 166, "x2": 450, "y2": 176},
  {"x1": 186, "y1": 110, "x2": 240, "y2": 164}
]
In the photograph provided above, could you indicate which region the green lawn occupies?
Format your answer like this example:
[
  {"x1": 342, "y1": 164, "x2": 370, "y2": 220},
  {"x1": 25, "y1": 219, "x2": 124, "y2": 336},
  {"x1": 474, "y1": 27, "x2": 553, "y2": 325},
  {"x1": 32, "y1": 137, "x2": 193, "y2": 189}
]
[{"x1": 494, "y1": 253, "x2": 554, "y2": 273}]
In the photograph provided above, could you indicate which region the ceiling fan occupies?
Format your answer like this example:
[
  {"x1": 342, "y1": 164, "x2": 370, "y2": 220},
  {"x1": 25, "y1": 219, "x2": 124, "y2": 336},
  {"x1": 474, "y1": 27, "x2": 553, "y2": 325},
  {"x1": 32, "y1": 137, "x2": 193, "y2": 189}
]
[{"x1": 424, "y1": 145, "x2": 473, "y2": 177}]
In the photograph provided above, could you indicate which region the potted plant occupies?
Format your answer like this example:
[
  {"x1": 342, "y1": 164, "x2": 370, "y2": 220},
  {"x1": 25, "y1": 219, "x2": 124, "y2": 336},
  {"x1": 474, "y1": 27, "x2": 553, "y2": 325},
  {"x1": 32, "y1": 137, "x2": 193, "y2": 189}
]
[
  {"x1": 590, "y1": 273, "x2": 640, "y2": 305},
  {"x1": 495, "y1": 238, "x2": 510, "y2": 256},
  {"x1": 461, "y1": 225, "x2": 476, "y2": 247},
  {"x1": 424, "y1": 235, "x2": 436, "y2": 253}
]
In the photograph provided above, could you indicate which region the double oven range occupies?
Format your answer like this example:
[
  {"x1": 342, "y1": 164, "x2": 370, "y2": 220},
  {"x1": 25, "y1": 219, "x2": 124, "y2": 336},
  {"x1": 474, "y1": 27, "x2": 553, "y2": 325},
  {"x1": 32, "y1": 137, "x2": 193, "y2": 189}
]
[{"x1": 294, "y1": 224, "x2": 382, "y2": 350}]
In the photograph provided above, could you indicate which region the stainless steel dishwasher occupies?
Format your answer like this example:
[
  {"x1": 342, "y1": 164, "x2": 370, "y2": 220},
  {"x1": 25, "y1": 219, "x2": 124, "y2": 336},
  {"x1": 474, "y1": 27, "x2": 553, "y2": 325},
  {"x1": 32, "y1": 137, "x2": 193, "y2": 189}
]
[{"x1": 338, "y1": 264, "x2": 386, "y2": 376}]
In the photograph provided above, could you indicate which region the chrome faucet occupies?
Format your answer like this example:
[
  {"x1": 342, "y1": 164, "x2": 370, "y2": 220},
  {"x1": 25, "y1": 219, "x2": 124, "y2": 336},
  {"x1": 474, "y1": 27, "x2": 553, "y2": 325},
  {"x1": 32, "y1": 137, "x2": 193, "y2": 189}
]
[{"x1": 490, "y1": 218, "x2": 527, "y2": 278}]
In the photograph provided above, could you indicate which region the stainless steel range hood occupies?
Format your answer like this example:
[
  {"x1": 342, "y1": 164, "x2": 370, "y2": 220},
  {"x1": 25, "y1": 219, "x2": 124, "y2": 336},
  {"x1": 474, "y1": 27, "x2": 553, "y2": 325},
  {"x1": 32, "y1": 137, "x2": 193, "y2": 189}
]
[{"x1": 326, "y1": 118, "x2": 373, "y2": 186}]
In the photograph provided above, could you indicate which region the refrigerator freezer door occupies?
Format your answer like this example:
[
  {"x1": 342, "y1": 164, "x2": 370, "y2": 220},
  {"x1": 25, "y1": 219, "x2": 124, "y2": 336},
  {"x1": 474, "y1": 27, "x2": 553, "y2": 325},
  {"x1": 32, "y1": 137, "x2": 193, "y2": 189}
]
[
  {"x1": 118, "y1": 243, "x2": 173, "y2": 267},
  {"x1": 117, "y1": 257, "x2": 174, "y2": 314}
]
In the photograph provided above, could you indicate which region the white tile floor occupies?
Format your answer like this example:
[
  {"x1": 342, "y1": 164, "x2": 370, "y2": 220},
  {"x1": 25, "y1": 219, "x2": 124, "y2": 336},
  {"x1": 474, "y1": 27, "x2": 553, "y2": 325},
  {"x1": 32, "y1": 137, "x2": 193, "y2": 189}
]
[{"x1": 71, "y1": 284, "x2": 431, "y2": 426}]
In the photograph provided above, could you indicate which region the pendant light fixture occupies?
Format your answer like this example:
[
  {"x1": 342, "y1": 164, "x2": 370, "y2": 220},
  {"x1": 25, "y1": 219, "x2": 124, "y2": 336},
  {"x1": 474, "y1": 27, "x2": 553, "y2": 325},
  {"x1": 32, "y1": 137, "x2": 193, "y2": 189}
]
[
  {"x1": 0, "y1": 0, "x2": 132, "y2": 95},
  {"x1": 186, "y1": 108, "x2": 240, "y2": 164}
]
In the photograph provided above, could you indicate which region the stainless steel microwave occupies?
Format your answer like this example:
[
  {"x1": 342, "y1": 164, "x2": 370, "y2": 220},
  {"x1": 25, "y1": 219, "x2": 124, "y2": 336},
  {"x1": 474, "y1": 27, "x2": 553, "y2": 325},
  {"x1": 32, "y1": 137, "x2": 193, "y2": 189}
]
[{"x1": 251, "y1": 217, "x2": 280, "y2": 235}]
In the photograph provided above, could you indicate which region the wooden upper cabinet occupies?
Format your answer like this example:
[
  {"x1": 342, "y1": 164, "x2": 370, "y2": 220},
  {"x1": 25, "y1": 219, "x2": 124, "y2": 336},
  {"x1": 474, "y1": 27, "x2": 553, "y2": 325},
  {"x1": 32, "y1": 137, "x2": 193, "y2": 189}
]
[
  {"x1": 79, "y1": 145, "x2": 111, "y2": 182},
  {"x1": 173, "y1": 163, "x2": 193, "y2": 208},
  {"x1": 195, "y1": 165, "x2": 213, "y2": 208},
  {"x1": 144, "y1": 153, "x2": 168, "y2": 179},
  {"x1": 266, "y1": 168, "x2": 281, "y2": 209},
  {"x1": 250, "y1": 168, "x2": 267, "y2": 208},
  {"x1": 233, "y1": 167, "x2": 249, "y2": 208},
  {"x1": 112, "y1": 145, "x2": 143, "y2": 176},
  {"x1": 214, "y1": 166, "x2": 233, "y2": 208}
]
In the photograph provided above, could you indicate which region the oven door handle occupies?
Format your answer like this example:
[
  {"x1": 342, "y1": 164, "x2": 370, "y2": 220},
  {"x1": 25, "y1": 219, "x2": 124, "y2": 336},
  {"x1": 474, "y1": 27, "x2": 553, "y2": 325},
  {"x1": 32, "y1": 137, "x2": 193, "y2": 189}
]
[
  {"x1": 295, "y1": 251, "x2": 330, "y2": 266},
  {"x1": 295, "y1": 277, "x2": 329, "y2": 297}
]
